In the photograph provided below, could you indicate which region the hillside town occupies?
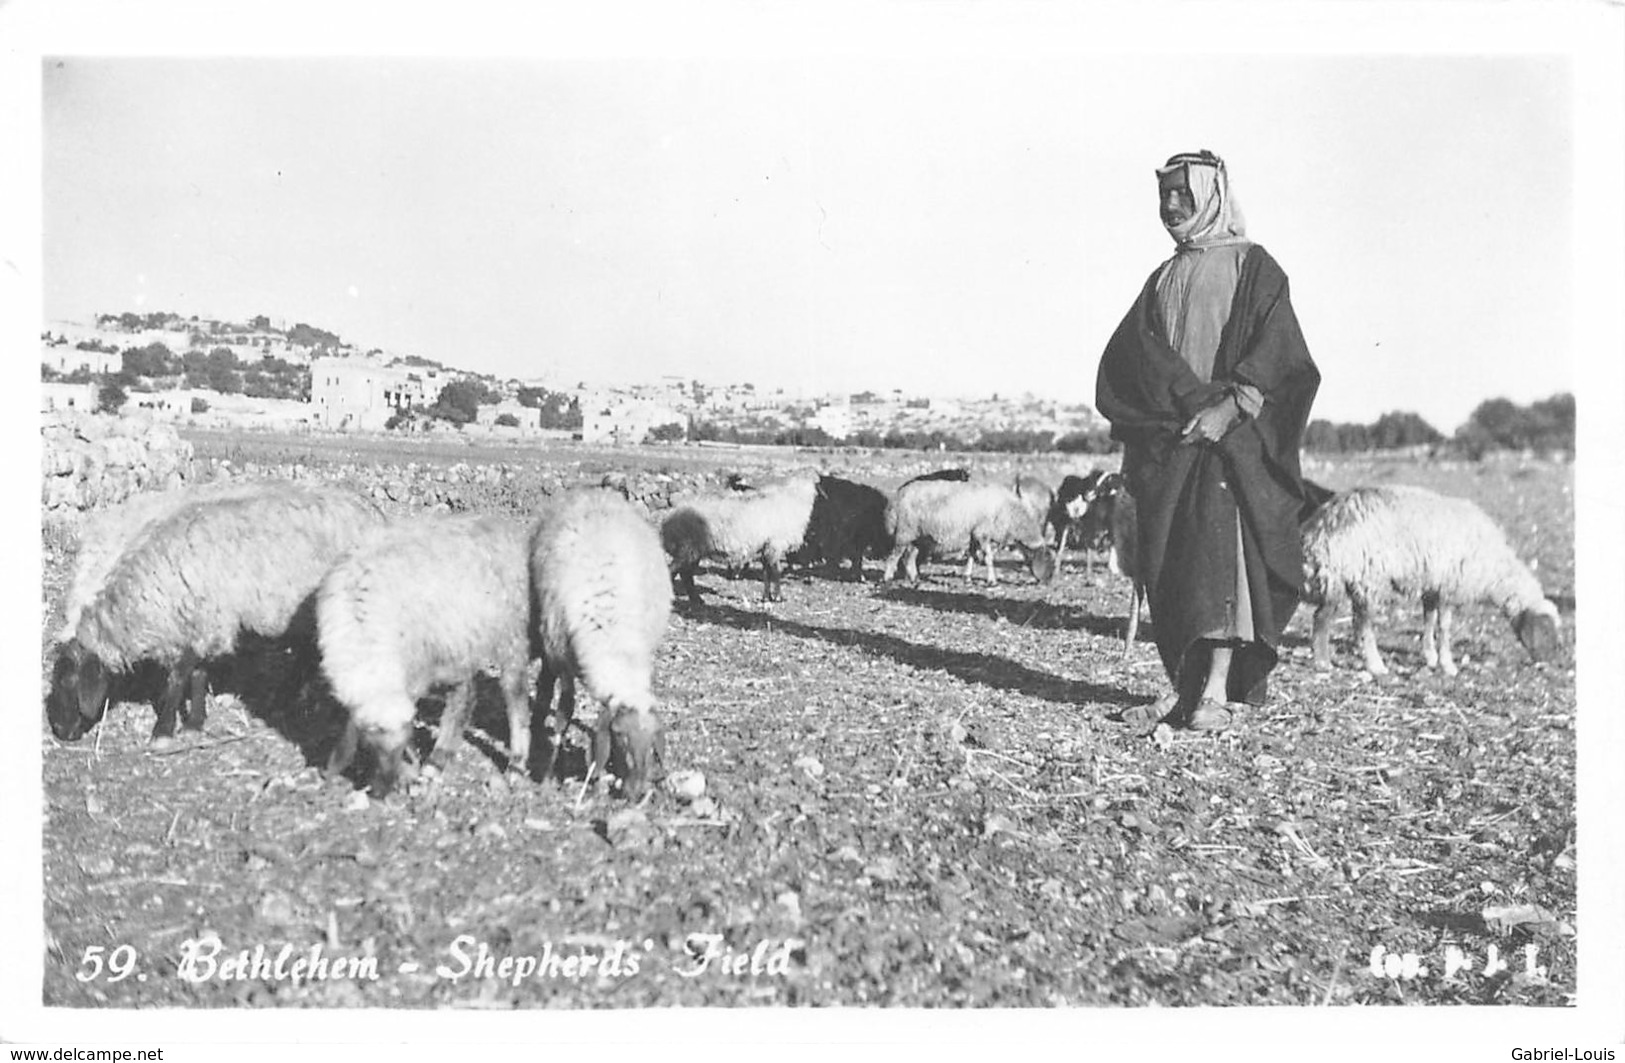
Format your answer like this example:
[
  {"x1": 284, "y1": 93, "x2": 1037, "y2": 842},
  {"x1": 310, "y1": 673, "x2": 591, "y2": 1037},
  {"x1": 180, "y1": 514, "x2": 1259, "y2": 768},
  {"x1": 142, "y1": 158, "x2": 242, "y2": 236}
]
[{"x1": 40, "y1": 312, "x2": 1104, "y2": 448}]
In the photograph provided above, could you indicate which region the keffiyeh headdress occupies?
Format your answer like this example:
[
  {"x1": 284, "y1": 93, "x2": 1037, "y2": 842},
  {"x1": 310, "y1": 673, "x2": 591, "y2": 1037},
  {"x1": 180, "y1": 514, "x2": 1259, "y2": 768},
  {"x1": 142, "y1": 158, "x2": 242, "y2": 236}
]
[{"x1": 1157, "y1": 150, "x2": 1248, "y2": 249}]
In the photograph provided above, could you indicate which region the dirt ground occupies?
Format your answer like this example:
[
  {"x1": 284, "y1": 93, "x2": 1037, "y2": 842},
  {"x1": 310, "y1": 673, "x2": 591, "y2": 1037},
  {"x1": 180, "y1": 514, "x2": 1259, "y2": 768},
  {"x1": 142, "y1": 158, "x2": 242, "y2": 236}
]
[{"x1": 39, "y1": 436, "x2": 1576, "y2": 1007}]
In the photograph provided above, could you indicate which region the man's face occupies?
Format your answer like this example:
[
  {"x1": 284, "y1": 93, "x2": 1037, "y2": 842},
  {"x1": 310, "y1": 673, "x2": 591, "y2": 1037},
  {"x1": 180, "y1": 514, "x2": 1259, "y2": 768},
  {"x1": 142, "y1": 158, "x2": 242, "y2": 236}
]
[{"x1": 1160, "y1": 177, "x2": 1195, "y2": 229}]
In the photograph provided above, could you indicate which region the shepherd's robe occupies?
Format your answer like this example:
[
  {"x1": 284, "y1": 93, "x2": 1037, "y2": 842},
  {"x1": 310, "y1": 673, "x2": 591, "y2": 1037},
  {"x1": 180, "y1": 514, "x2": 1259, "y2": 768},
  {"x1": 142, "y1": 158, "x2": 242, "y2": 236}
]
[{"x1": 1095, "y1": 245, "x2": 1321, "y2": 705}]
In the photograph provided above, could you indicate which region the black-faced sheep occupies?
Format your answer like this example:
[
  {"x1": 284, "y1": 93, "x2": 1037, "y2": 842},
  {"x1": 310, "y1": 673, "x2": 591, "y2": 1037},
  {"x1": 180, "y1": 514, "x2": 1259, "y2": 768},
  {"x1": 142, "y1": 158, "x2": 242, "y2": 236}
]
[
  {"x1": 530, "y1": 490, "x2": 673, "y2": 800},
  {"x1": 794, "y1": 474, "x2": 892, "y2": 582},
  {"x1": 660, "y1": 474, "x2": 817, "y2": 604},
  {"x1": 882, "y1": 479, "x2": 1057, "y2": 585},
  {"x1": 1049, "y1": 471, "x2": 1122, "y2": 575},
  {"x1": 318, "y1": 512, "x2": 534, "y2": 797},
  {"x1": 48, "y1": 482, "x2": 385, "y2": 743},
  {"x1": 1301, "y1": 485, "x2": 1561, "y2": 676}
]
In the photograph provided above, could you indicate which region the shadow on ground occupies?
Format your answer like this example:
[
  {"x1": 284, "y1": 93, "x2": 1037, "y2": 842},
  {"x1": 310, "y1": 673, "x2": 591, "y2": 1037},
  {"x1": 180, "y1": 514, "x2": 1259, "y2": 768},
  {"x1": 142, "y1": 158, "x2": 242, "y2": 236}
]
[{"x1": 691, "y1": 600, "x2": 1142, "y2": 710}]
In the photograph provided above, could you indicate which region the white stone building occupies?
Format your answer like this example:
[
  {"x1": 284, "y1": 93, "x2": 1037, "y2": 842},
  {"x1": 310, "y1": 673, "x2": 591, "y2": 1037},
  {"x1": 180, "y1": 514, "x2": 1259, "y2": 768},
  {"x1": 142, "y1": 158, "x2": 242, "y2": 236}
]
[
  {"x1": 580, "y1": 399, "x2": 687, "y2": 444},
  {"x1": 41, "y1": 381, "x2": 100, "y2": 413},
  {"x1": 41, "y1": 343, "x2": 121, "y2": 377},
  {"x1": 476, "y1": 400, "x2": 542, "y2": 431},
  {"x1": 310, "y1": 357, "x2": 442, "y2": 430}
]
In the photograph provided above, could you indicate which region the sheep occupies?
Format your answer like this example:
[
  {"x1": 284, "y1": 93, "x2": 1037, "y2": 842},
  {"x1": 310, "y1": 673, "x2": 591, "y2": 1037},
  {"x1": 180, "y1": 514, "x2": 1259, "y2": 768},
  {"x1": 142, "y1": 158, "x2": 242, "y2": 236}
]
[
  {"x1": 660, "y1": 473, "x2": 818, "y2": 604},
  {"x1": 1300, "y1": 484, "x2": 1561, "y2": 677},
  {"x1": 48, "y1": 482, "x2": 385, "y2": 744},
  {"x1": 882, "y1": 479, "x2": 1057, "y2": 585},
  {"x1": 530, "y1": 490, "x2": 673, "y2": 800},
  {"x1": 318, "y1": 512, "x2": 535, "y2": 798},
  {"x1": 793, "y1": 474, "x2": 892, "y2": 582},
  {"x1": 1013, "y1": 474, "x2": 1057, "y2": 539},
  {"x1": 1049, "y1": 471, "x2": 1122, "y2": 575}
]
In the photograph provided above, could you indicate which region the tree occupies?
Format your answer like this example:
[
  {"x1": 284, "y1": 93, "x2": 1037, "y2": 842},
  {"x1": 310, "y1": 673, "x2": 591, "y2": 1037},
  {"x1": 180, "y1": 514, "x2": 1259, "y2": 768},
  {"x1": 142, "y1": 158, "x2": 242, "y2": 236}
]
[
  {"x1": 191, "y1": 397, "x2": 210, "y2": 414},
  {"x1": 495, "y1": 412, "x2": 520, "y2": 428},
  {"x1": 97, "y1": 382, "x2": 126, "y2": 414},
  {"x1": 645, "y1": 421, "x2": 685, "y2": 443},
  {"x1": 429, "y1": 378, "x2": 500, "y2": 424},
  {"x1": 123, "y1": 342, "x2": 180, "y2": 378},
  {"x1": 1369, "y1": 411, "x2": 1442, "y2": 449}
]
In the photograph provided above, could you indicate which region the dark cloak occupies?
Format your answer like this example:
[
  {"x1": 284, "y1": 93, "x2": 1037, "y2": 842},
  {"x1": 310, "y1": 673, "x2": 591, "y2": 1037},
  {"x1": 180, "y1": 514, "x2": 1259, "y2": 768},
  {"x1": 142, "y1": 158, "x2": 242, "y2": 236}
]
[{"x1": 1094, "y1": 245, "x2": 1320, "y2": 705}]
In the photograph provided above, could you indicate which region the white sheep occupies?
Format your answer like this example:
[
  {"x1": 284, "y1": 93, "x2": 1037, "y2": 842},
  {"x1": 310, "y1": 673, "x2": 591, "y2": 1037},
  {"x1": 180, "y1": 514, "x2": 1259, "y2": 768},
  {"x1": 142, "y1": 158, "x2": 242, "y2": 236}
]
[
  {"x1": 318, "y1": 511, "x2": 534, "y2": 798},
  {"x1": 1301, "y1": 485, "x2": 1561, "y2": 676},
  {"x1": 48, "y1": 481, "x2": 385, "y2": 743},
  {"x1": 882, "y1": 479, "x2": 1057, "y2": 585},
  {"x1": 530, "y1": 490, "x2": 673, "y2": 800},
  {"x1": 660, "y1": 473, "x2": 817, "y2": 604}
]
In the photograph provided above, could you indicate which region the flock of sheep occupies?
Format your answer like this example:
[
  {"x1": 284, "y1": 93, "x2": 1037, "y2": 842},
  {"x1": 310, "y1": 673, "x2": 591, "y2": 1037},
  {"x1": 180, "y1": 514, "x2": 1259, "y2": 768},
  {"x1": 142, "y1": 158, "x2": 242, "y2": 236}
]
[{"x1": 45, "y1": 460, "x2": 1561, "y2": 801}]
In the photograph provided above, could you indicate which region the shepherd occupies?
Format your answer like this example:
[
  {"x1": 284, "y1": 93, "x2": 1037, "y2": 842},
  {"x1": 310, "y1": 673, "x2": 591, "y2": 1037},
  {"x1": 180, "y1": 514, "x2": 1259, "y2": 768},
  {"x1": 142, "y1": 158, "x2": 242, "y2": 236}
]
[{"x1": 1095, "y1": 150, "x2": 1321, "y2": 731}]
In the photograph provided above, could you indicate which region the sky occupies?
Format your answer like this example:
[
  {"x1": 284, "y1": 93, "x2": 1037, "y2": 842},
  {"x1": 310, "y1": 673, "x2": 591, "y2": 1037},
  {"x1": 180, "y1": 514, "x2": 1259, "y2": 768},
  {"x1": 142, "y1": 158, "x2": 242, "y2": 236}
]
[{"x1": 34, "y1": 42, "x2": 1578, "y2": 433}]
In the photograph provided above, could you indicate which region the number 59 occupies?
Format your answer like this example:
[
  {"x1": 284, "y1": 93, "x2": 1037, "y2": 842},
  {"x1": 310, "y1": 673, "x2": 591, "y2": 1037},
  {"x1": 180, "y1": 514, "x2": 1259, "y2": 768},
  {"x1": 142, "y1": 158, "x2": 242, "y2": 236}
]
[{"x1": 77, "y1": 945, "x2": 137, "y2": 982}]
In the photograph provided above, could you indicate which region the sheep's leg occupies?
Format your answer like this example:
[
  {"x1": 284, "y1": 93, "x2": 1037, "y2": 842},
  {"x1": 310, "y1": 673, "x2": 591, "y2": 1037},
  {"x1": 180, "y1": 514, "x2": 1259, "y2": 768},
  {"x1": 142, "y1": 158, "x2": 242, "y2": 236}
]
[
  {"x1": 426, "y1": 680, "x2": 473, "y2": 774},
  {"x1": 535, "y1": 666, "x2": 563, "y2": 779},
  {"x1": 881, "y1": 545, "x2": 904, "y2": 582},
  {"x1": 762, "y1": 552, "x2": 784, "y2": 602},
  {"x1": 1056, "y1": 525, "x2": 1071, "y2": 572},
  {"x1": 1421, "y1": 591, "x2": 1442, "y2": 670},
  {"x1": 151, "y1": 656, "x2": 195, "y2": 740},
  {"x1": 184, "y1": 666, "x2": 209, "y2": 734},
  {"x1": 1350, "y1": 590, "x2": 1389, "y2": 676},
  {"x1": 326, "y1": 715, "x2": 360, "y2": 779},
  {"x1": 1437, "y1": 602, "x2": 1459, "y2": 676},
  {"x1": 985, "y1": 542, "x2": 998, "y2": 585},
  {"x1": 499, "y1": 668, "x2": 534, "y2": 779},
  {"x1": 1310, "y1": 597, "x2": 1337, "y2": 671},
  {"x1": 904, "y1": 545, "x2": 920, "y2": 582},
  {"x1": 678, "y1": 565, "x2": 701, "y2": 604}
]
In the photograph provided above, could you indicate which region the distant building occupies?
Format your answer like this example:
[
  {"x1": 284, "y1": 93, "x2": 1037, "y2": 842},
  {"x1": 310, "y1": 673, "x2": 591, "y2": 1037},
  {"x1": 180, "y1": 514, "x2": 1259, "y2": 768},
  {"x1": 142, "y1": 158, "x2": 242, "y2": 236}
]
[
  {"x1": 41, "y1": 381, "x2": 99, "y2": 413},
  {"x1": 811, "y1": 403, "x2": 853, "y2": 439},
  {"x1": 310, "y1": 357, "x2": 442, "y2": 430},
  {"x1": 41, "y1": 344, "x2": 121, "y2": 377},
  {"x1": 121, "y1": 388, "x2": 200, "y2": 419},
  {"x1": 580, "y1": 399, "x2": 686, "y2": 444},
  {"x1": 476, "y1": 400, "x2": 542, "y2": 431}
]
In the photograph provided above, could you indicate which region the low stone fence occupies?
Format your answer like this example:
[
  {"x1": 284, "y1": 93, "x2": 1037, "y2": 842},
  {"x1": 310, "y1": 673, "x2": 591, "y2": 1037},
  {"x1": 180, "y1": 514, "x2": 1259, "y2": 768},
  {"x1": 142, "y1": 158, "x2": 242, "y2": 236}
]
[{"x1": 41, "y1": 413, "x2": 196, "y2": 523}]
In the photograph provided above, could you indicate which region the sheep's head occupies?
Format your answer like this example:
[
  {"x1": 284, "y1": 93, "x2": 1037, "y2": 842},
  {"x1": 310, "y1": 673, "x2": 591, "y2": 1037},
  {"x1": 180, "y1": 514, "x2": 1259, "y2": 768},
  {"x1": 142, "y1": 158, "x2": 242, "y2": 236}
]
[
  {"x1": 1021, "y1": 543, "x2": 1058, "y2": 585},
  {"x1": 1514, "y1": 603, "x2": 1561, "y2": 662},
  {"x1": 47, "y1": 640, "x2": 111, "y2": 742},
  {"x1": 593, "y1": 704, "x2": 667, "y2": 801}
]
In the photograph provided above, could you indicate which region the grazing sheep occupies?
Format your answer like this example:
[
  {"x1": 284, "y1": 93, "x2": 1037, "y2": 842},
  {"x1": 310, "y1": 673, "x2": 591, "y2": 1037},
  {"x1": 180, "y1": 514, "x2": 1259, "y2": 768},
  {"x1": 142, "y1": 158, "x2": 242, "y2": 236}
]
[
  {"x1": 1013, "y1": 474, "x2": 1057, "y2": 539},
  {"x1": 882, "y1": 479, "x2": 1057, "y2": 585},
  {"x1": 1049, "y1": 471, "x2": 1122, "y2": 574},
  {"x1": 530, "y1": 490, "x2": 673, "y2": 800},
  {"x1": 794, "y1": 474, "x2": 892, "y2": 582},
  {"x1": 48, "y1": 482, "x2": 385, "y2": 743},
  {"x1": 1301, "y1": 485, "x2": 1561, "y2": 676},
  {"x1": 660, "y1": 474, "x2": 817, "y2": 604},
  {"x1": 319, "y1": 512, "x2": 534, "y2": 797}
]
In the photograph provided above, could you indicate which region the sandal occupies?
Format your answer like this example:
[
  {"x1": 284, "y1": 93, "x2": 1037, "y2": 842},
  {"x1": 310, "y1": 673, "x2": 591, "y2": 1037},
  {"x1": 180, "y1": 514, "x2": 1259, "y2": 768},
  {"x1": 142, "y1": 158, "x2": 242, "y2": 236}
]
[
  {"x1": 1185, "y1": 697, "x2": 1236, "y2": 732},
  {"x1": 1120, "y1": 692, "x2": 1181, "y2": 733}
]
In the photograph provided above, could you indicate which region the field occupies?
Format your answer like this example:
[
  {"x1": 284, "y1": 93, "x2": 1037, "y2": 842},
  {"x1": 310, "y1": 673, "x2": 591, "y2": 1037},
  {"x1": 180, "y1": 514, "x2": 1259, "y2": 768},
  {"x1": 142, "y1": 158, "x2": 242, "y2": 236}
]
[{"x1": 39, "y1": 431, "x2": 1577, "y2": 1008}]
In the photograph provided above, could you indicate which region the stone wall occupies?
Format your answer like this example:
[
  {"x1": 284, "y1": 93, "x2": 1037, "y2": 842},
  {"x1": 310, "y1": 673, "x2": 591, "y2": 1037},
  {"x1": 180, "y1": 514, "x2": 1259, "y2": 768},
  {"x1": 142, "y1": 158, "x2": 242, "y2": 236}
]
[{"x1": 41, "y1": 413, "x2": 196, "y2": 523}]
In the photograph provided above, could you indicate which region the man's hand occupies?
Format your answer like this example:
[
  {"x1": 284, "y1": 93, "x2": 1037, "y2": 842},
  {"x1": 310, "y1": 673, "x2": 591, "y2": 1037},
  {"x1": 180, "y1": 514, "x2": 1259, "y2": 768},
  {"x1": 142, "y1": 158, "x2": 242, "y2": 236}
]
[{"x1": 1181, "y1": 395, "x2": 1242, "y2": 444}]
